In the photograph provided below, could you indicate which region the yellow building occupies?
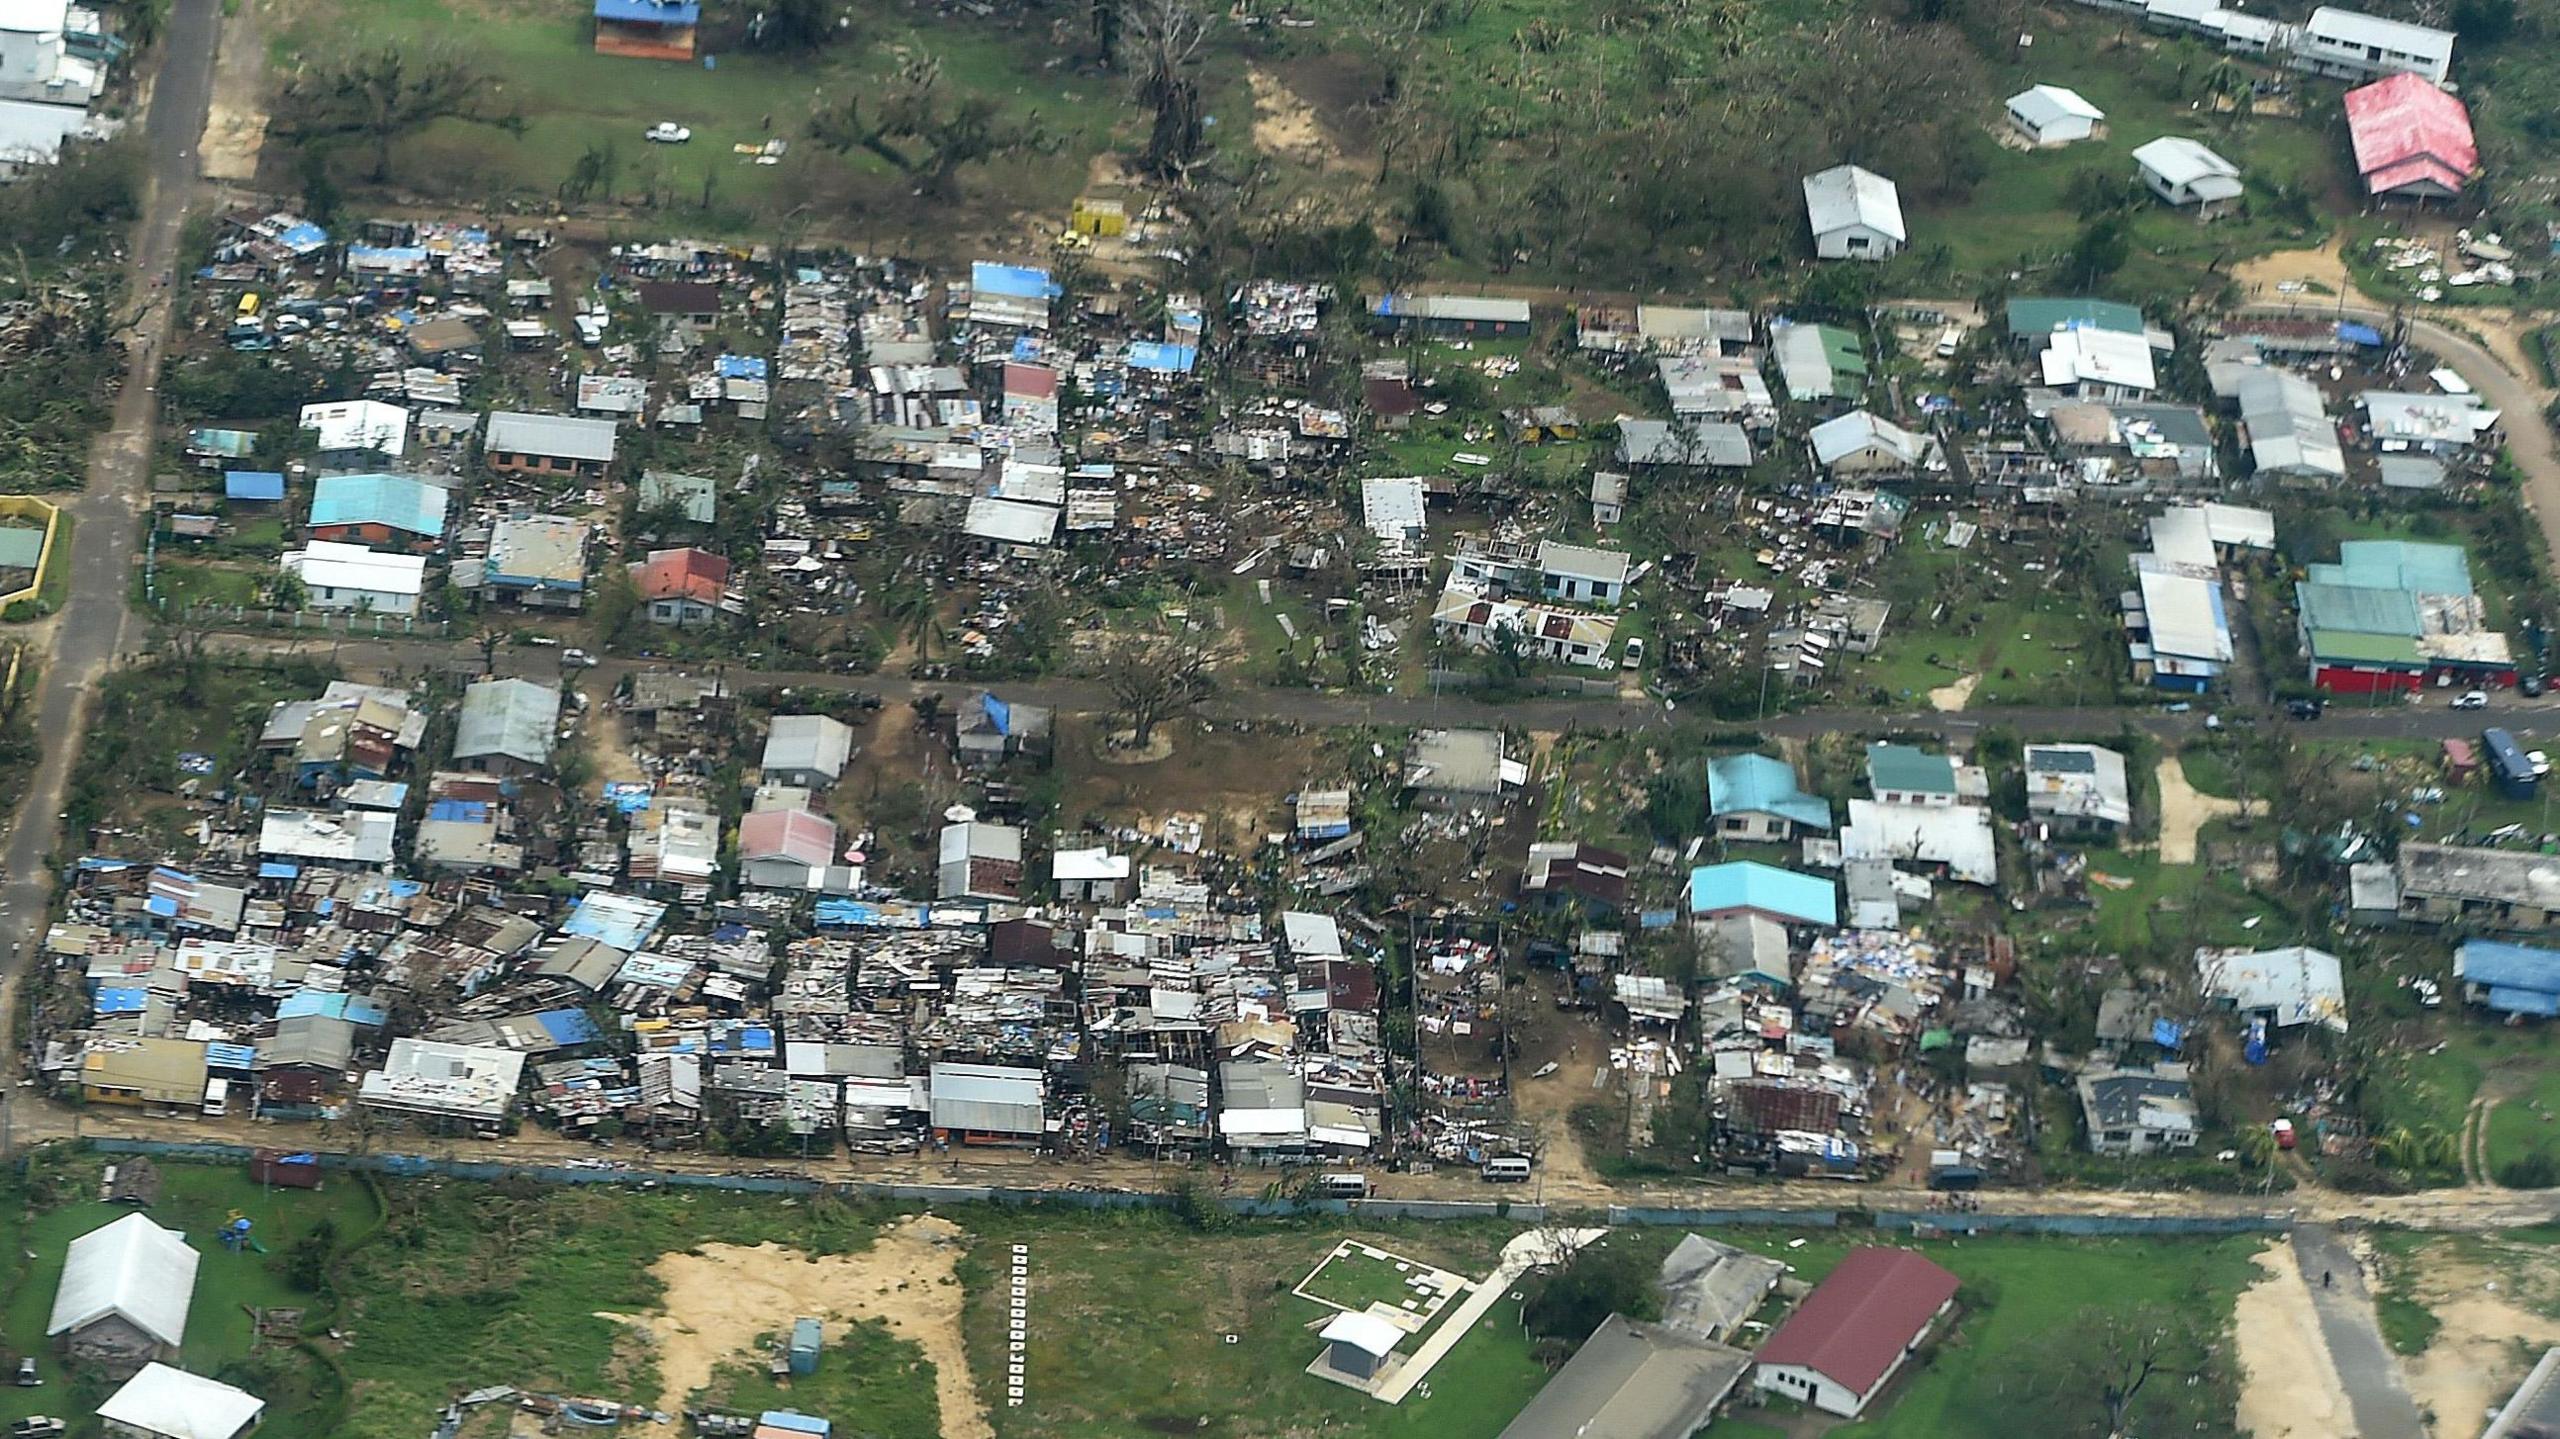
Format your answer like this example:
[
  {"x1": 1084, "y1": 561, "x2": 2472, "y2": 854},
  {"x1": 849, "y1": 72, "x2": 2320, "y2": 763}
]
[
  {"x1": 1070, "y1": 197, "x2": 1129, "y2": 238},
  {"x1": 82, "y1": 1038, "x2": 210, "y2": 1108}
]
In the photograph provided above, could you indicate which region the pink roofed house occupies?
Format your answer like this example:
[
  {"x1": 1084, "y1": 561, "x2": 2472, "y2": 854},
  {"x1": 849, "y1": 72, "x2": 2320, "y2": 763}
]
[
  {"x1": 2345, "y1": 73, "x2": 2478, "y2": 201},
  {"x1": 738, "y1": 806, "x2": 839, "y2": 890}
]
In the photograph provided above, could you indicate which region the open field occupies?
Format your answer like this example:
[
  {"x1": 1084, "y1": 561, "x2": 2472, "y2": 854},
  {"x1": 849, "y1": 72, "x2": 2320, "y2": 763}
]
[{"x1": 261, "y1": 0, "x2": 1127, "y2": 241}]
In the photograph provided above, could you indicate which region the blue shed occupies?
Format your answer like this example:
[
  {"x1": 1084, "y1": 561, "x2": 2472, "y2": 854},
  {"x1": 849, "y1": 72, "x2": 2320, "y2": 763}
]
[{"x1": 789, "y1": 1317, "x2": 822, "y2": 1375}]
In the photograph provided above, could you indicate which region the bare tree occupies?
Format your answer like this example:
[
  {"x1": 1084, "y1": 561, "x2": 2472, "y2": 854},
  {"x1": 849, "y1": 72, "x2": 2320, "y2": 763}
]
[
  {"x1": 272, "y1": 44, "x2": 524, "y2": 184},
  {"x1": 1098, "y1": 633, "x2": 1220, "y2": 750},
  {"x1": 1129, "y1": 0, "x2": 1209, "y2": 179}
]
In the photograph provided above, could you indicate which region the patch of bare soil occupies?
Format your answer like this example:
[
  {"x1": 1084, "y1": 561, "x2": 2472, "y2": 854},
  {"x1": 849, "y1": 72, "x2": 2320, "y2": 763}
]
[
  {"x1": 1926, "y1": 673, "x2": 1978, "y2": 713},
  {"x1": 598, "y1": 1215, "x2": 991, "y2": 1439},
  {"x1": 2400, "y1": 1245, "x2": 2560, "y2": 1438},
  {"x1": 584, "y1": 704, "x2": 649, "y2": 787},
  {"x1": 2155, "y1": 754, "x2": 2240, "y2": 866},
  {"x1": 201, "y1": 0, "x2": 269, "y2": 183},
  {"x1": 2232, "y1": 237, "x2": 2359, "y2": 304},
  {"x1": 1061, "y1": 717, "x2": 1313, "y2": 847},
  {"x1": 2233, "y1": 1243, "x2": 2357, "y2": 1439},
  {"x1": 1246, "y1": 66, "x2": 1352, "y2": 170}
]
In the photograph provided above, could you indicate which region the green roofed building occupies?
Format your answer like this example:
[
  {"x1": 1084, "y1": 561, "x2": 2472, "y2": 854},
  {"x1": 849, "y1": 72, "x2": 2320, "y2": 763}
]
[
  {"x1": 2296, "y1": 537, "x2": 2515, "y2": 695},
  {"x1": 2005, "y1": 296, "x2": 2147, "y2": 338}
]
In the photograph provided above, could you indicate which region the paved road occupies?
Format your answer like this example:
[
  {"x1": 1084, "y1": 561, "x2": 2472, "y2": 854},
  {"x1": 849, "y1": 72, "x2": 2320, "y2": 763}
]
[
  {"x1": 0, "y1": 0, "x2": 219, "y2": 1064},
  {"x1": 209, "y1": 631, "x2": 2560, "y2": 745},
  {"x1": 2294, "y1": 1223, "x2": 2430, "y2": 1439}
]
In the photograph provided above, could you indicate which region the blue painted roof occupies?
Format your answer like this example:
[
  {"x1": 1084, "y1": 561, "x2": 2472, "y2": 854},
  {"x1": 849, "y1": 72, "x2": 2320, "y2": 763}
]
[
  {"x1": 258, "y1": 861, "x2": 300, "y2": 880},
  {"x1": 1686, "y1": 861, "x2": 1838, "y2": 927},
  {"x1": 225, "y1": 470, "x2": 286, "y2": 501},
  {"x1": 206, "y1": 1042, "x2": 258, "y2": 1070},
  {"x1": 309, "y1": 473, "x2": 449, "y2": 538},
  {"x1": 276, "y1": 989, "x2": 392, "y2": 1025},
  {"x1": 594, "y1": 0, "x2": 699, "y2": 23},
  {"x1": 1706, "y1": 753, "x2": 1834, "y2": 831},
  {"x1": 2460, "y1": 939, "x2": 2560, "y2": 1001},
  {"x1": 759, "y1": 1414, "x2": 830, "y2": 1437},
  {"x1": 276, "y1": 223, "x2": 329, "y2": 254},
  {"x1": 715, "y1": 354, "x2": 768, "y2": 379},
  {"x1": 428, "y1": 797, "x2": 491, "y2": 823}
]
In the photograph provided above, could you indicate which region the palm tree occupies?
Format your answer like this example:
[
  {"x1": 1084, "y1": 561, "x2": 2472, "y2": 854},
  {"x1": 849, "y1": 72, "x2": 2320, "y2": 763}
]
[{"x1": 884, "y1": 575, "x2": 943, "y2": 667}]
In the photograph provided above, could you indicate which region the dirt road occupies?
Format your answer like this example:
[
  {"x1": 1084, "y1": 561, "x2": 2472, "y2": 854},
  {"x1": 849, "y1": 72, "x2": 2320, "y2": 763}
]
[{"x1": 2233, "y1": 1242, "x2": 2356, "y2": 1439}]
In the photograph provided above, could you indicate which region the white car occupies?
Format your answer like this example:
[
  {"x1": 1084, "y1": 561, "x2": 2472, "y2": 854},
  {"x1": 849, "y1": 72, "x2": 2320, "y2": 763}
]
[
  {"x1": 1621, "y1": 637, "x2": 1646, "y2": 671},
  {"x1": 2453, "y1": 689, "x2": 2489, "y2": 710},
  {"x1": 644, "y1": 123, "x2": 692, "y2": 144}
]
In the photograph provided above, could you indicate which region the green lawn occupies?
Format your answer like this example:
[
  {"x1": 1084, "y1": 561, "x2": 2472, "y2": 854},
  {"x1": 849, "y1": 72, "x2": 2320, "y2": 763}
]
[
  {"x1": 1849, "y1": 538, "x2": 2120, "y2": 707},
  {"x1": 145, "y1": 559, "x2": 263, "y2": 612},
  {"x1": 0, "y1": 1152, "x2": 383, "y2": 1434},
  {"x1": 2071, "y1": 849, "x2": 2296, "y2": 954}
]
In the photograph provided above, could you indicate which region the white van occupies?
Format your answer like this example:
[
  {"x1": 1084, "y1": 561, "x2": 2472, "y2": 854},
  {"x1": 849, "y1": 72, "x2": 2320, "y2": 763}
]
[
  {"x1": 1481, "y1": 1156, "x2": 1532, "y2": 1183},
  {"x1": 1318, "y1": 1173, "x2": 1369, "y2": 1199},
  {"x1": 201, "y1": 1078, "x2": 230, "y2": 1118}
]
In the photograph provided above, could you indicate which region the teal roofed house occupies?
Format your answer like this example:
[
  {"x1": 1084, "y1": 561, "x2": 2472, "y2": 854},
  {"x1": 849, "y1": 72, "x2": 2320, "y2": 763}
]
[
  {"x1": 1688, "y1": 861, "x2": 1837, "y2": 928},
  {"x1": 307, "y1": 474, "x2": 449, "y2": 552},
  {"x1": 1866, "y1": 743, "x2": 1960, "y2": 806},
  {"x1": 1707, "y1": 754, "x2": 1834, "y2": 842}
]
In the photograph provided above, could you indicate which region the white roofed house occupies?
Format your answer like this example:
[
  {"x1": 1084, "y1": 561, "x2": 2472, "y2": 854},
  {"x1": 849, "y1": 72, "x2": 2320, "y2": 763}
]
[
  {"x1": 2006, "y1": 84, "x2": 2106, "y2": 146},
  {"x1": 1051, "y1": 845, "x2": 1132, "y2": 904},
  {"x1": 483, "y1": 410, "x2": 619, "y2": 480},
  {"x1": 98, "y1": 1364, "x2": 266, "y2": 1439},
  {"x1": 1616, "y1": 417, "x2": 1754, "y2": 471},
  {"x1": 2198, "y1": 945, "x2": 2348, "y2": 1032},
  {"x1": 2237, "y1": 369, "x2": 2347, "y2": 481},
  {"x1": 279, "y1": 541, "x2": 426, "y2": 616},
  {"x1": 2133, "y1": 137, "x2": 2244, "y2": 214},
  {"x1": 299, "y1": 399, "x2": 410, "y2": 460},
  {"x1": 2036, "y1": 326, "x2": 2158, "y2": 402},
  {"x1": 2295, "y1": 5, "x2": 2454, "y2": 83},
  {"x1": 0, "y1": 0, "x2": 100, "y2": 107},
  {"x1": 2024, "y1": 743, "x2": 2133, "y2": 838},
  {"x1": 760, "y1": 714, "x2": 854, "y2": 789},
  {"x1": 1537, "y1": 540, "x2": 1634, "y2": 607},
  {"x1": 359, "y1": 1037, "x2": 528, "y2": 1131},
  {"x1": 47, "y1": 1213, "x2": 200, "y2": 1378},
  {"x1": 453, "y1": 676, "x2": 559, "y2": 778},
  {"x1": 1807, "y1": 410, "x2": 1937, "y2": 476},
  {"x1": 2359, "y1": 389, "x2": 2501, "y2": 457},
  {"x1": 929, "y1": 1061, "x2": 1045, "y2": 1142},
  {"x1": 1803, "y1": 164, "x2": 1905, "y2": 260},
  {"x1": 1431, "y1": 589, "x2": 1619, "y2": 669}
]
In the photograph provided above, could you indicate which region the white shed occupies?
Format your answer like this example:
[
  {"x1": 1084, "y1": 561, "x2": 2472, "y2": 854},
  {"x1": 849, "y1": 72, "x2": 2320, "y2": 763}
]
[
  {"x1": 2006, "y1": 85, "x2": 2105, "y2": 146},
  {"x1": 1802, "y1": 164, "x2": 1905, "y2": 261}
]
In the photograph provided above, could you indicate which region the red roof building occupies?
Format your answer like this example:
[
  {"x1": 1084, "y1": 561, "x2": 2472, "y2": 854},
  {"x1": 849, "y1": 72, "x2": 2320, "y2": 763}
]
[
  {"x1": 1752, "y1": 1248, "x2": 1960, "y2": 1417},
  {"x1": 627, "y1": 546, "x2": 733, "y2": 626},
  {"x1": 2345, "y1": 73, "x2": 2478, "y2": 200}
]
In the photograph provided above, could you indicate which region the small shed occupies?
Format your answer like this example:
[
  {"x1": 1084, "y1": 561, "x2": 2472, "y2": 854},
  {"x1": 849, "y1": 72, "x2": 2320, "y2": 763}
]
[
  {"x1": 1319, "y1": 1309, "x2": 1403, "y2": 1380},
  {"x1": 788, "y1": 1317, "x2": 822, "y2": 1375}
]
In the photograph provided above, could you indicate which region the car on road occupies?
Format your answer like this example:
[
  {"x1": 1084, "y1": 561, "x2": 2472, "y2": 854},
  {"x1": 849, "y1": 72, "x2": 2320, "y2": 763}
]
[
  {"x1": 2526, "y1": 673, "x2": 2548, "y2": 698},
  {"x1": 645, "y1": 123, "x2": 692, "y2": 144},
  {"x1": 561, "y1": 648, "x2": 599, "y2": 668},
  {"x1": 2453, "y1": 689, "x2": 2490, "y2": 709},
  {"x1": 2162, "y1": 701, "x2": 2192, "y2": 713},
  {"x1": 2286, "y1": 699, "x2": 2324, "y2": 720}
]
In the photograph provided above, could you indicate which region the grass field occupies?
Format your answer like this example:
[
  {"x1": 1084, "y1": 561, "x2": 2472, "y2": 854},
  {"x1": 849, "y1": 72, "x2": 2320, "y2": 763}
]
[
  {"x1": 1296, "y1": 1241, "x2": 1460, "y2": 1316},
  {"x1": 268, "y1": 0, "x2": 1124, "y2": 237},
  {"x1": 0, "y1": 1152, "x2": 383, "y2": 1433},
  {"x1": 694, "y1": 1320, "x2": 940, "y2": 1439}
]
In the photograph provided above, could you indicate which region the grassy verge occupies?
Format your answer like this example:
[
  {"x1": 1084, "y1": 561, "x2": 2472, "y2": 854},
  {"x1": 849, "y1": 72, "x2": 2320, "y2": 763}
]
[{"x1": 694, "y1": 1319, "x2": 939, "y2": 1439}]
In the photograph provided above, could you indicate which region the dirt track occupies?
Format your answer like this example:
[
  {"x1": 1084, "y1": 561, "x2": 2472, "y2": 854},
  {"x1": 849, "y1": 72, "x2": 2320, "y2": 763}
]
[
  {"x1": 2233, "y1": 1243, "x2": 2356, "y2": 1439},
  {"x1": 2155, "y1": 754, "x2": 2240, "y2": 866}
]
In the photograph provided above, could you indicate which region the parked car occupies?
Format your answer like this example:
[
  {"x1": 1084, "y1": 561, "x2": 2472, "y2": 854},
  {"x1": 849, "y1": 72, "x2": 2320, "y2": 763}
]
[
  {"x1": 1620, "y1": 637, "x2": 1646, "y2": 671},
  {"x1": 561, "y1": 647, "x2": 599, "y2": 668},
  {"x1": 9, "y1": 1418, "x2": 65, "y2": 1439},
  {"x1": 644, "y1": 122, "x2": 692, "y2": 144},
  {"x1": 12, "y1": 1358, "x2": 37, "y2": 1387},
  {"x1": 2525, "y1": 672, "x2": 2547, "y2": 698},
  {"x1": 2454, "y1": 689, "x2": 2490, "y2": 709},
  {"x1": 2286, "y1": 699, "x2": 2324, "y2": 720}
]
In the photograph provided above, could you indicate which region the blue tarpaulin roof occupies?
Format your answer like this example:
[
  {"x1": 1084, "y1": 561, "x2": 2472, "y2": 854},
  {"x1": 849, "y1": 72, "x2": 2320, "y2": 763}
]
[
  {"x1": 257, "y1": 862, "x2": 300, "y2": 880},
  {"x1": 1127, "y1": 341, "x2": 1198, "y2": 373},
  {"x1": 972, "y1": 261, "x2": 1056, "y2": 299},
  {"x1": 536, "y1": 1009, "x2": 604, "y2": 1046},
  {"x1": 2337, "y1": 322, "x2": 2385, "y2": 347},
  {"x1": 206, "y1": 1042, "x2": 257, "y2": 1070},
  {"x1": 715, "y1": 354, "x2": 768, "y2": 379},
  {"x1": 981, "y1": 691, "x2": 1012, "y2": 736},
  {"x1": 144, "y1": 896, "x2": 178, "y2": 918},
  {"x1": 94, "y1": 987, "x2": 145, "y2": 1015},
  {"x1": 347, "y1": 245, "x2": 429, "y2": 267},
  {"x1": 276, "y1": 222, "x2": 328, "y2": 254},
  {"x1": 760, "y1": 1414, "x2": 830, "y2": 1437},
  {"x1": 2151, "y1": 1017, "x2": 2186, "y2": 1051},
  {"x1": 225, "y1": 470, "x2": 285, "y2": 501},
  {"x1": 428, "y1": 798, "x2": 491, "y2": 823},
  {"x1": 2459, "y1": 939, "x2": 2560, "y2": 1011},
  {"x1": 2488, "y1": 985, "x2": 2560, "y2": 1017},
  {"x1": 595, "y1": 0, "x2": 700, "y2": 21}
]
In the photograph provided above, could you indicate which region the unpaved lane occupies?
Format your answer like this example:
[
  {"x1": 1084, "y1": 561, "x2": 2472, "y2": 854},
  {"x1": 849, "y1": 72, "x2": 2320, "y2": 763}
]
[{"x1": 2156, "y1": 753, "x2": 2240, "y2": 865}]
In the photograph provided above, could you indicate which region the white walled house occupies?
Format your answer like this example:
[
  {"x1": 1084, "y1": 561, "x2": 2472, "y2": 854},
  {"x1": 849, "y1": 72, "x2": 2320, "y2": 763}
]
[
  {"x1": 279, "y1": 542, "x2": 427, "y2": 617},
  {"x1": 2296, "y1": 5, "x2": 2453, "y2": 83},
  {"x1": 1753, "y1": 1248, "x2": 1961, "y2": 1418},
  {"x1": 2133, "y1": 137, "x2": 2244, "y2": 213},
  {"x1": 1802, "y1": 164, "x2": 1905, "y2": 261},
  {"x1": 2006, "y1": 85, "x2": 2105, "y2": 146}
]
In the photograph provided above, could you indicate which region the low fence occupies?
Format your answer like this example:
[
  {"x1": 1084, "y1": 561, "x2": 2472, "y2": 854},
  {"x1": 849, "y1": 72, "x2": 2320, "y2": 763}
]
[
  {"x1": 1872, "y1": 1210, "x2": 2293, "y2": 1237},
  {"x1": 85, "y1": 1138, "x2": 1547, "y2": 1220},
  {"x1": 1609, "y1": 1206, "x2": 1845, "y2": 1228},
  {"x1": 175, "y1": 604, "x2": 455, "y2": 638}
]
